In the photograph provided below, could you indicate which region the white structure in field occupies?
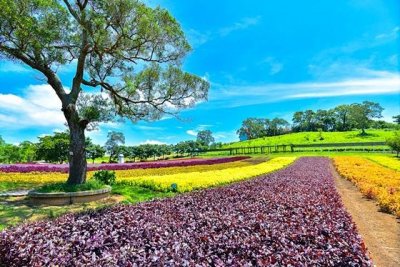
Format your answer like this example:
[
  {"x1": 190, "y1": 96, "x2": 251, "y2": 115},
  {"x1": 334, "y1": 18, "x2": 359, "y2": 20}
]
[{"x1": 118, "y1": 154, "x2": 125, "y2": 164}]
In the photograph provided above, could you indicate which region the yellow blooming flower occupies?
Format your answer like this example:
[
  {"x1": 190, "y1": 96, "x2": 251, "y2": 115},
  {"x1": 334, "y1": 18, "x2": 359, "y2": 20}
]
[
  {"x1": 334, "y1": 156, "x2": 400, "y2": 217},
  {"x1": 117, "y1": 157, "x2": 296, "y2": 192},
  {"x1": 365, "y1": 155, "x2": 400, "y2": 171}
]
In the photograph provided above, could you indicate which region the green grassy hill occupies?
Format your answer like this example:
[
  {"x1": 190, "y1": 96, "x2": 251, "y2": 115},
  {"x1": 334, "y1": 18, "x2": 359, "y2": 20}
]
[{"x1": 223, "y1": 130, "x2": 396, "y2": 148}]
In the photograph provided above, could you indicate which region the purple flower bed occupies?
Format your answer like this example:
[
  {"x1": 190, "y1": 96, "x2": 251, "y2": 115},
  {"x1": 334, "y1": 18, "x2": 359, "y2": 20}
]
[
  {"x1": 0, "y1": 158, "x2": 371, "y2": 266},
  {"x1": 0, "y1": 156, "x2": 249, "y2": 173}
]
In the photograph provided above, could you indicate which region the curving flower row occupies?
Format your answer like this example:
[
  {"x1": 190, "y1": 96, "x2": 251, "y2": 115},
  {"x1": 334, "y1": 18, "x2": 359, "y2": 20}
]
[
  {"x1": 0, "y1": 157, "x2": 371, "y2": 266},
  {"x1": 0, "y1": 160, "x2": 254, "y2": 186},
  {"x1": 0, "y1": 156, "x2": 250, "y2": 173},
  {"x1": 365, "y1": 155, "x2": 400, "y2": 171},
  {"x1": 334, "y1": 156, "x2": 400, "y2": 217},
  {"x1": 117, "y1": 157, "x2": 296, "y2": 192}
]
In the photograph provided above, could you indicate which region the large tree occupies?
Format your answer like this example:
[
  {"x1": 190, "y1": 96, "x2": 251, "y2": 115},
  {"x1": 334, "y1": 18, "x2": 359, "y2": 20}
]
[
  {"x1": 0, "y1": 0, "x2": 209, "y2": 184},
  {"x1": 236, "y1": 118, "x2": 266, "y2": 140},
  {"x1": 196, "y1": 130, "x2": 215, "y2": 146},
  {"x1": 349, "y1": 101, "x2": 383, "y2": 134}
]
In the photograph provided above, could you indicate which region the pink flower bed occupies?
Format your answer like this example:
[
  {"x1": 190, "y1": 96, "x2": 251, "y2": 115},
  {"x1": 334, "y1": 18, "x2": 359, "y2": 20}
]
[
  {"x1": 0, "y1": 156, "x2": 249, "y2": 173},
  {"x1": 0, "y1": 158, "x2": 371, "y2": 266}
]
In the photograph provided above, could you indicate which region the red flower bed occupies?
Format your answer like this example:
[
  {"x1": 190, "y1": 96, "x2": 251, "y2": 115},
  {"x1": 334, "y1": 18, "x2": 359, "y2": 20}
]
[
  {"x1": 0, "y1": 158, "x2": 371, "y2": 266},
  {"x1": 0, "y1": 156, "x2": 249, "y2": 173}
]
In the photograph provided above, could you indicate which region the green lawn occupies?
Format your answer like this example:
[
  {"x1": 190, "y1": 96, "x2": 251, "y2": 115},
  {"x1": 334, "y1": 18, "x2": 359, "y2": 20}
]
[
  {"x1": 0, "y1": 183, "x2": 176, "y2": 230},
  {"x1": 222, "y1": 129, "x2": 396, "y2": 148}
]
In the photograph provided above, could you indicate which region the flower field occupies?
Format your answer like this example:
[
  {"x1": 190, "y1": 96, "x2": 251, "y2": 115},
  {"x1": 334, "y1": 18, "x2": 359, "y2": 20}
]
[
  {"x1": 117, "y1": 157, "x2": 296, "y2": 192},
  {"x1": 0, "y1": 157, "x2": 371, "y2": 266},
  {"x1": 0, "y1": 159, "x2": 254, "y2": 187},
  {"x1": 0, "y1": 156, "x2": 249, "y2": 173},
  {"x1": 334, "y1": 156, "x2": 400, "y2": 217},
  {"x1": 365, "y1": 155, "x2": 400, "y2": 171}
]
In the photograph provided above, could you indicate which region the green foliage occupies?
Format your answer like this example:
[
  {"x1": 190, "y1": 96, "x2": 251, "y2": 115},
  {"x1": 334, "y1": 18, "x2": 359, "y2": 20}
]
[
  {"x1": 174, "y1": 140, "x2": 202, "y2": 156},
  {"x1": 36, "y1": 131, "x2": 70, "y2": 163},
  {"x1": 37, "y1": 179, "x2": 106, "y2": 193},
  {"x1": 19, "y1": 141, "x2": 37, "y2": 162},
  {"x1": 93, "y1": 170, "x2": 116, "y2": 185},
  {"x1": 197, "y1": 130, "x2": 215, "y2": 146},
  {"x1": 237, "y1": 118, "x2": 267, "y2": 140},
  {"x1": 386, "y1": 132, "x2": 400, "y2": 156},
  {"x1": 86, "y1": 142, "x2": 106, "y2": 163},
  {"x1": 349, "y1": 101, "x2": 384, "y2": 134},
  {"x1": 393, "y1": 115, "x2": 400, "y2": 124}
]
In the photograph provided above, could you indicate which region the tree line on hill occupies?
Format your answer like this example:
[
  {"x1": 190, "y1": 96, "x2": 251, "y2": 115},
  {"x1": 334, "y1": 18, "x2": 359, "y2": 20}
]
[
  {"x1": 237, "y1": 101, "x2": 399, "y2": 141},
  {"x1": 0, "y1": 130, "x2": 221, "y2": 164}
]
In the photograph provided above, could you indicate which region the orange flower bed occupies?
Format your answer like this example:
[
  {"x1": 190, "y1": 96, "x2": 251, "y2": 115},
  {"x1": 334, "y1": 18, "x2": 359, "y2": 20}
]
[{"x1": 333, "y1": 156, "x2": 400, "y2": 217}]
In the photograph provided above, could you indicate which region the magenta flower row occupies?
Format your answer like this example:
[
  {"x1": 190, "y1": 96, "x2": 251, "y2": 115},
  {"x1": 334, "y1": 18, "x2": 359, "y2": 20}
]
[{"x1": 0, "y1": 156, "x2": 250, "y2": 173}]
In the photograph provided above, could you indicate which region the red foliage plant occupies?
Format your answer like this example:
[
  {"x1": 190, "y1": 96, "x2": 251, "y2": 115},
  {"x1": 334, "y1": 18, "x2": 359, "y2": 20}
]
[{"x1": 0, "y1": 158, "x2": 371, "y2": 266}]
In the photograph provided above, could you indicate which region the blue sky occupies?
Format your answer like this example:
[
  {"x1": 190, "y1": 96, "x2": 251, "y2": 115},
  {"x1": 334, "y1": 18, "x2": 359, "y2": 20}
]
[{"x1": 0, "y1": 0, "x2": 399, "y2": 145}]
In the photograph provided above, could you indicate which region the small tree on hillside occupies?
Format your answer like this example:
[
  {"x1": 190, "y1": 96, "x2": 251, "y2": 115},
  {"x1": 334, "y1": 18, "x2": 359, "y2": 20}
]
[
  {"x1": 0, "y1": 0, "x2": 209, "y2": 184},
  {"x1": 196, "y1": 130, "x2": 215, "y2": 147},
  {"x1": 387, "y1": 132, "x2": 400, "y2": 157},
  {"x1": 349, "y1": 101, "x2": 383, "y2": 135}
]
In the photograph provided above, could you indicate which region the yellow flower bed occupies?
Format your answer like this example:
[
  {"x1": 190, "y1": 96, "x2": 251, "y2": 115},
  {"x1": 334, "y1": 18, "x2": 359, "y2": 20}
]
[
  {"x1": 0, "y1": 160, "x2": 254, "y2": 185},
  {"x1": 111, "y1": 160, "x2": 253, "y2": 178},
  {"x1": 118, "y1": 157, "x2": 296, "y2": 192},
  {"x1": 334, "y1": 156, "x2": 400, "y2": 217},
  {"x1": 365, "y1": 155, "x2": 400, "y2": 171}
]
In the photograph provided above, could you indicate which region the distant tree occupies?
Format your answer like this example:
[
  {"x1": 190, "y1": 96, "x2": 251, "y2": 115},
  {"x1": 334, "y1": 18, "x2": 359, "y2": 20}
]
[
  {"x1": 0, "y1": 0, "x2": 209, "y2": 185},
  {"x1": 334, "y1": 105, "x2": 352, "y2": 131},
  {"x1": 393, "y1": 115, "x2": 400, "y2": 124},
  {"x1": 349, "y1": 101, "x2": 384, "y2": 134},
  {"x1": 315, "y1": 109, "x2": 336, "y2": 132},
  {"x1": 292, "y1": 111, "x2": 304, "y2": 132},
  {"x1": 196, "y1": 130, "x2": 215, "y2": 146},
  {"x1": 303, "y1": 110, "x2": 317, "y2": 131},
  {"x1": 86, "y1": 142, "x2": 106, "y2": 164},
  {"x1": 1, "y1": 144, "x2": 22, "y2": 163},
  {"x1": 387, "y1": 132, "x2": 400, "y2": 157},
  {"x1": 105, "y1": 132, "x2": 125, "y2": 162},
  {"x1": 36, "y1": 132, "x2": 70, "y2": 163},
  {"x1": 266, "y1": 118, "x2": 290, "y2": 136},
  {"x1": 237, "y1": 118, "x2": 266, "y2": 140},
  {"x1": 19, "y1": 141, "x2": 37, "y2": 162}
]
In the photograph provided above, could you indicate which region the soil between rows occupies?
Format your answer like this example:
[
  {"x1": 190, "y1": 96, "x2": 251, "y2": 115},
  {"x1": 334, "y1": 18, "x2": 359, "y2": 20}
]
[{"x1": 332, "y1": 164, "x2": 400, "y2": 267}]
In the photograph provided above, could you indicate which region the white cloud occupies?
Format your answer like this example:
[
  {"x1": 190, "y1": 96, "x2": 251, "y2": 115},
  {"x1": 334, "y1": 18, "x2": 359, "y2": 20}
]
[
  {"x1": 186, "y1": 28, "x2": 211, "y2": 48},
  {"x1": 0, "y1": 84, "x2": 66, "y2": 128},
  {"x1": 135, "y1": 125, "x2": 165, "y2": 131},
  {"x1": 209, "y1": 69, "x2": 400, "y2": 108},
  {"x1": 263, "y1": 57, "x2": 283, "y2": 75},
  {"x1": 186, "y1": 130, "x2": 197, "y2": 136},
  {"x1": 140, "y1": 140, "x2": 166, "y2": 145},
  {"x1": 375, "y1": 26, "x2": 399, "y2": 40},
  {"x1": 219, "y1": 16, "x2": 261, "y2": 36}
]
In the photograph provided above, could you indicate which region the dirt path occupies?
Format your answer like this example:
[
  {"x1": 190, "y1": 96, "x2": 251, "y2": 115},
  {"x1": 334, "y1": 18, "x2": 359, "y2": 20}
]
[{"x1": 332, "y1": 164, "x2": 400, "y2": 267}]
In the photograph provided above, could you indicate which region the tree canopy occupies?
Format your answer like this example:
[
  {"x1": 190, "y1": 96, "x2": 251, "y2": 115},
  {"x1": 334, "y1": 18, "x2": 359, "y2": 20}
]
[{"x1": 196, "y1": 130, "x2": 215, "y2": 146}]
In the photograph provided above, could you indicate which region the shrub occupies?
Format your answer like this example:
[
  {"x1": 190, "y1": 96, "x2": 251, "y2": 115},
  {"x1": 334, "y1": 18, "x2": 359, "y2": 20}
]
[
  {"x1": 36, "y1": 179, "x2": 105, "y2": 193},
  {"x1": 93, "y1": 170, "x2": 116, "y2": 185}
]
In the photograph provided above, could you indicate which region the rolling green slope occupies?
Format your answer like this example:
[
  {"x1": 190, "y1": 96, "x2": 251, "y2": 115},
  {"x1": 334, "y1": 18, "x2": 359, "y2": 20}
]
[{"x1": 223, "y1": 130, "x2": 395, "y2": 148}]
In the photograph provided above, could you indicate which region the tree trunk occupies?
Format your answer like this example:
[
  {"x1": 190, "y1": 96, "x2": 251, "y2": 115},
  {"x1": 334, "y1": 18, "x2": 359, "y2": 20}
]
[{"x1": 67, "y1": 121, "x2": 87, "y2": 185}]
